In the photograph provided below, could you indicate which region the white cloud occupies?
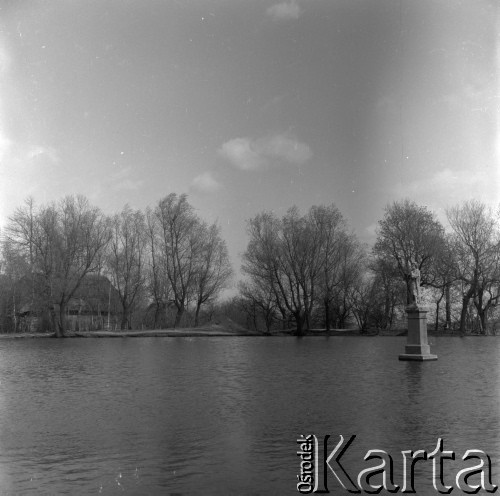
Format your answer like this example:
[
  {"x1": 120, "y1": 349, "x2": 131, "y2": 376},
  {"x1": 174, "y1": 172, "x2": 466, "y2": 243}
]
[
  {"x1": 261, "y1": 134, "x2": 312, "y2": 164},
  {"x1": 267, "y1": 0, "x2": 301, "y2": 21},
  {"x1": 191, "y1": 172, "x2": 222, "y2": 193},
  {"x1": 27, "y1": 145, "x2": 60, "y2": 164},
  {"x1": 219, "y1": 137, "x2": 264, "y2": 171},
  {"x1": 219, "y1": 134, "x2": 312, "y2": 170},
  {"x1": 393, "y1": 166, "x2": 500, "y2": 222}
]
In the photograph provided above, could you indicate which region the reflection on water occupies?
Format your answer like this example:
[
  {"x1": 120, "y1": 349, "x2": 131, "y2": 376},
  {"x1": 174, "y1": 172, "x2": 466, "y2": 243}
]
[{"x1": 0, "y1": 336, "x2": 497, "y2": 494}]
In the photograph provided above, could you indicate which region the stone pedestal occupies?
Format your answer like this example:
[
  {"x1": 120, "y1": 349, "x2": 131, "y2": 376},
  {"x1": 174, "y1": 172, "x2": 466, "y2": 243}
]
[{"x1": 399, "y1": 306, "x2": 437, "y2": 361}]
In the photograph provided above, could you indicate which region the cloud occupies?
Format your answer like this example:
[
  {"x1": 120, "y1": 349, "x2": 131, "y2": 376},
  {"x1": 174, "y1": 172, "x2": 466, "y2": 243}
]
[
  {"x1": 219, "y1": 138, "x2": 264, "y2": 171},
  {"x1": 27, "y1": 146, "x2": 60, "y2": 164},
  {"x1": 267, "y1": 0, "x2": 301, "y2": 21},
  {"x1": 261, "y1": 135, "x2": 312, "y2": 163},
  {"x1": 393, "y1": 166, "x2": 500, "y2": 222},
  {"x1": 191, "y1": 172, "x2": 222, "y2": 193},
  {"x1": 219, "y1": 134, "x2": 312, "y2": 170},
  {"x1": 0, "y1": 42, "x2": 59, "y2": 172}
]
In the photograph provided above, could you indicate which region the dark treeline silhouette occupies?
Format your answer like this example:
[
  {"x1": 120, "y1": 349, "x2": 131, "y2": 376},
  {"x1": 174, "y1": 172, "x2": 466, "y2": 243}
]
[{"x1": 1, "y1": 195, "x2": 500, "y2": 336}]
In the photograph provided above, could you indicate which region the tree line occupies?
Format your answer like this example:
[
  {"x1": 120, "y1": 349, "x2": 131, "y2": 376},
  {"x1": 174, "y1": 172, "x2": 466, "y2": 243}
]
[
  {"x1": 1, "y1": 194, "x2": 500, "y2": 336},
  {"x1": 0, "y1": 194, "x2": 232, "y2": 337},
  {"x1": 239, "y1": 198, "x2": 500, "y2": 335}
]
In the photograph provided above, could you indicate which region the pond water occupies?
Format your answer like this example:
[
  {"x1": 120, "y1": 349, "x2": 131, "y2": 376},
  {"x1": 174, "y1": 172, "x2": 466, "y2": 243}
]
[{"x1": 0, "y1": 336, "x2": 498, "y2": 495}]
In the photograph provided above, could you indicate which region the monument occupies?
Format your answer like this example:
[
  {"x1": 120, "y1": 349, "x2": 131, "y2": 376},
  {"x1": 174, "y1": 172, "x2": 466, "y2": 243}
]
[{"x1": 399, "y1": 261, "x2": 438, "y2": 361}]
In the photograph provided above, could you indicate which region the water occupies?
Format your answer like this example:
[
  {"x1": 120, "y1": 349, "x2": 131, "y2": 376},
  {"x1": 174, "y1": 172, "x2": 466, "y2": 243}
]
[{"x1": 0, "y1": 336, "x2": 498, "y2": 495}]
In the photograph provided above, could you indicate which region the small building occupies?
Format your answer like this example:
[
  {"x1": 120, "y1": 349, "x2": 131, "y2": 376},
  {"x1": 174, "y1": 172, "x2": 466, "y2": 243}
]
[{"x1": 15, "y1": 274, "x2": 121, "y2": 333}]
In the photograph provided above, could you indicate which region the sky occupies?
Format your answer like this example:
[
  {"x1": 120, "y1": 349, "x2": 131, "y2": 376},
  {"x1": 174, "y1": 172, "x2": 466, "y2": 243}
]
[{"x1": 0, "y1": 0, "x2": 498, "y2": 279}]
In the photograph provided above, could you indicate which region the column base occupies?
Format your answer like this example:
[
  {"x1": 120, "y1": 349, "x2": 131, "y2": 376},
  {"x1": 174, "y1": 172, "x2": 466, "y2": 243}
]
[
  {"x1": 399, "y1": 353, "x2": 438, "y2": 361},
  {"x1": 400, "y1": 306, "x2": 437, "y2": 361}
]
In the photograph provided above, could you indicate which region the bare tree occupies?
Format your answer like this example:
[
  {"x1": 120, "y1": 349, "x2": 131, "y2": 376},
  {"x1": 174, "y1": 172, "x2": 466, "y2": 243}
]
[
  {"x1": 242, "y1": 207, "x2": 325, "y2": 335},
  {"x1": 0, "y1": 236, "x2": 31, "y2": 332},
  {"x1": 154, "y1": 193, "x2": 202, "y2": 327},
  {"x1": 349, "y1": 272, "x2": 380, "y2": 332},
  {"x1": 447, "y1": 200, "x2": 500, "y2": 334},
  {"x1": 241, "y1": 212, "x2": 285, "y2": 327},
  {"x1": 192, "y1": 222, "x2": 233, "y2": 327},
  {"x1": 368, "y1": 256, "x2": 405, "y2": 330},
  {"x1": 427, "y1": 234, "x2": 456, "y2": 331},
  {"x1": 144, "y1": 207, "x2": 171, "y2": 328},
  {"x1": 329, "y1": 236, "x2": 366, "y2": 328},
  {"x1": 6, "y1": 195, "x2": 110, "y2": 337},
  {"x1": 308, "y1": 204, "x2": 349, "y2": 331},
  {"x1": 107, "y1": 205, "x2": 146, "y2": 330},
  {"x1": 309, "y1": 204, "x2": 366, "y2": 330},
  {"x1": 374, "y1": 199, "x2": 445, "y2": 305},
  {"x1": 238, "y1": 279, "x2": 278, "y2": 334}
]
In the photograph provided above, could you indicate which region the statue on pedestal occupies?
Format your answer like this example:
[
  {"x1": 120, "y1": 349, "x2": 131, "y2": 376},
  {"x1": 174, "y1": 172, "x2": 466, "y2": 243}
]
[
  {"x1": 409, "y1": 261, "x2": 421, "y2": 307},
  {"x1": 399, "y1": 258, "x2": 437, "y2": 360}
]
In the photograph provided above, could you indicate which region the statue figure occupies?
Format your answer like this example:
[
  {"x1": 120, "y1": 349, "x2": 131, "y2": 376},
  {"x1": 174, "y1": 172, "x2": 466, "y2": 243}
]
[{"x1": 409, "y1": 261, "x2": 421, "y2": 306}]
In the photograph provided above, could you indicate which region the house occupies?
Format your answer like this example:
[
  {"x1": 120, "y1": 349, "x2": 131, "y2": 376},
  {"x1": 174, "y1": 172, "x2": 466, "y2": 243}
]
[{"x1": 14, "y1": 274, "x2": 121, "y2": 333}]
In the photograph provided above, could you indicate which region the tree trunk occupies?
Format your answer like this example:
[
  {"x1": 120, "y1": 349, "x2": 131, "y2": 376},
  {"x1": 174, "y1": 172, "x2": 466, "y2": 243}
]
[
  {"x1": 294, "y1": 312, "x2": 305, "y2": 336},
  {"x1": 120, "y1": 312, "x2": 128, "y2": 331},
  {"x1": 56, "y1": 303, "x2": 66, "y2": 337},
  {"x1": 265, "y1": 312, "x2": 272, "y2": 335},
  {"x1": 324, "y1": 298, "x2": 331, "y2": 333},
  {"x1": 252, "y1": 302, "x2": 258, "y2": 331},
  {"x1": 435, "y1": 293, "x2": 443, "y2": 332},
  {"x1": 174, "y1": 304, "x2": 184, "y2": 328},
  {"x1": 434, "y1": 300, "x2": 440, "y2": 332},
  {"x1": 445, "y1": 284, "x2": 451, "y2": 330},
  {"x1": 194, "y1": 301, "x2": 201, "y2": 327},
  {"x1": 121, "y1": 308, "x2": 129, "y2": 330},
  {"x1": 384, "y1": 292, "x2": 392, "y2": 329},
  {"x1": 478, "y1": 305, "x2": 488, "y2": 335},
  {"x1": 280, "y1": 308, "x2": 287, "y2": 330},
  {"x1": 153, "y1": 303, "x2": 160, "y2": 329},
  {"x1": 405, "y1": 277, "x2": 412, "y2": 305},
  {"x1": 459, "y1": 296, "x2": 471, "y2": 334}
]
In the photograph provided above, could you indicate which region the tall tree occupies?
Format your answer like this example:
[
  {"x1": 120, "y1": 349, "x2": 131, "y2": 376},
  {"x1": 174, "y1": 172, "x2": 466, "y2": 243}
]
[
  {"x1": 6, "y1": 195, "x2": 110, "y2": 337},
  {"x1": 0, "y1": 236, "x2": 31, "y2": 332},
  {"x1": 374, "y1": 199, "x2": 445, "y2": 305},
  {"x1": 238, "y1": 279, "x2": 278, "y2": 334},
  {"x1": 144, "y1": 207, "x2": 171, "y2": 329},
  {"x1": 241, "y1": 212, "x2": 285, "y2": 328},
  {"x1": 242, "y1": 207, "x2": 325, "y2": 335},
  {"x1": 447, "y1": 200, "x2": 500, "y2": 334},
  {"x1": 192, "y1": 222, "x2": 233, "y2": 327},
  {"x1": 368, "y1": 256, "x2": 405, "y2": 329},
  {"x1": 154, "y1": 193, "x2": 202, "y2": 327},
  {"x1": 107, "y1": 205, "x2": 146, "y2": 330},
  {"x1": 329, "y1": 236, "x2": 365, "y2": 328},
  {"x1": 308, "y1": 204, "x2": 348, "y2": 331}
]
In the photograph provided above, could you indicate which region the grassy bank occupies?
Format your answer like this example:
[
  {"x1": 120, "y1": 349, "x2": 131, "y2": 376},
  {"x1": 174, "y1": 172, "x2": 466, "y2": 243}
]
[{"x1": 0, "y1": 327, "x2": 494, "y2": 338}]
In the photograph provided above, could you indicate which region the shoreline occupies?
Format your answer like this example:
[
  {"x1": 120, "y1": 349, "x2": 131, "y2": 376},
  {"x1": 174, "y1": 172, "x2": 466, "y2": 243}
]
[{"x1": 0, "y1": 328, "x2": 495, "y2": 338}]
